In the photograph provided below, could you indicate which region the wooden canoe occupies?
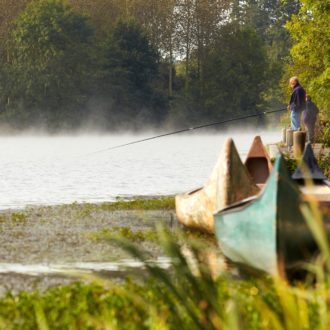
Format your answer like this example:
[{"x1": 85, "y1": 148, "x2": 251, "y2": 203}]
[
  {"x1": 244, "y1": 135, "x2": 272, "y2": 188},
  {"x1": 292, "y1": 143, "x2": 330, "y2": 205},
  {"x1": 214, "y1": 154, "x2": 326, "y2": 277},
  {"x1": 175, "y1": 138, "x2": 259, "y2": 234}
]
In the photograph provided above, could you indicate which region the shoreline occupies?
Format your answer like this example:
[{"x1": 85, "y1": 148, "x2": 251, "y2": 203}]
[{"x1": 0, "y1": 198, "x2": 177, "y2": 295}]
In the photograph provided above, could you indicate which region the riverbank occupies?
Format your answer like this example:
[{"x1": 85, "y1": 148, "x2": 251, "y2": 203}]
[
  {"x1": 0, "y1": 199, "x2": 330, "y2": 329},
  {"x1": 0, "y1": 197, "x2": 181, "y2": 295}
]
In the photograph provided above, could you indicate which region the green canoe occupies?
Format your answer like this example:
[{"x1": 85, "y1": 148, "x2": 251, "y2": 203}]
[{"x1": 215, "y1": 154, "x2": 324, "y2": 276}]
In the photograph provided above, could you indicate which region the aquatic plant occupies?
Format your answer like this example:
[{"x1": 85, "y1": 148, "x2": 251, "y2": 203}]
[
  {"x1": 67, "y1": 197, "x2": 175, "y2": 213},
  {"x1": 271, "y1": 155, "x2": 298, "y2": 175},
  {"x1": 89, "y1": 226, "x2": 158, "y2": 242},
  {"x1": 99, "y1": 197, "x2": 175, "y2": 211},
  {"x1": 0, "y1": 212, "x2": 27, "y2": 223}
]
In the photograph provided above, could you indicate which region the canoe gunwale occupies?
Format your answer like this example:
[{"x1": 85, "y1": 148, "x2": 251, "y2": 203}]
[
  {"x1": 214, "y1": 195, "x2": 258, "y2": 216},
  {"x1": 215, "y1": 154, "x2": 313, "y2": 277}
]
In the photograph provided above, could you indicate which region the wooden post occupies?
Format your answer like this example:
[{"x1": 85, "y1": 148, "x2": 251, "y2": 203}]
[
  {"x1": 282, "y1": 128, "x2": 287, "y2": 144},
  {"x1": 286, "y1": 128, "x2": 294, "y2": 147},
  {"x1": 293, "y1": 131, "x2": 306, "y2": 158}
]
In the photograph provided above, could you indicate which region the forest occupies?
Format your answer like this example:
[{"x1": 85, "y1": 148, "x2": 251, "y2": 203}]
[{"x1": 0, "y1": 0, "x2": 328, "y2": 131}]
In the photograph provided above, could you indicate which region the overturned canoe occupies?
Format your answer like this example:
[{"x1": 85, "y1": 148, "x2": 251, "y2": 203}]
[
  {"x1": 215, "y1": 154, "x2": 326, "y2": 276},
  {"x1": 293, "y1": 143, "x2": 330, "y2": 206},
  {"x1": 244, "y1": 136, "x2": 272, "y2": 187},
  {"x1": 175, "y1": 138, "x2": 259, "y2": 234}
]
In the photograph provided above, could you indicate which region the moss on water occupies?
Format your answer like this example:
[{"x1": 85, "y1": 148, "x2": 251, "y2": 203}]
[
  {"x1": 0, "y1": 198, "x2": 177, "y2": 296},
  {"x1": 0, "y1": 212, "x2": 28, "y2": 223},
  {"x1": 65, "y1": 196, "x2": 175, "y2": 215},
  {"x1": 99, "y1": 196, "x2": 175, "y2": 211},
  {"x1": 89, "y1": 226, "x2": 158, "y2": 242}
]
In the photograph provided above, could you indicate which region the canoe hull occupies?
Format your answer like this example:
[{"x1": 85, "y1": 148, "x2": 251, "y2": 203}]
[
  {"x1": 175, "y1": 138, "x2": 259, "y2": 234},
  {"x1": 244, "y1": 136, "x2": 273, "y2": 187},
  {"x1": 175, "y1": 187, "x2": 215, "y2": 233},
  {"x1": 215, "y1": 155, "x2": 324, "y2": 276}
]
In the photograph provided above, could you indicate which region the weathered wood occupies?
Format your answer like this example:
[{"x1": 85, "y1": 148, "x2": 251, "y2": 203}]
[
  {"x1": 286, "y1": 128, "x2": 294, "y2": 147},
  {"x1": 293, "y1": 131, "x2": 306, "y2": 158},
  {"x1": 175, "y1": 138, "x2": 259, "y2": 234},
  {"x1": 282, "y1": 128, "x2": 287, "y2": 144},
  {"x1": 244, "y1": 136, "x2": 272, "y2": 187}
]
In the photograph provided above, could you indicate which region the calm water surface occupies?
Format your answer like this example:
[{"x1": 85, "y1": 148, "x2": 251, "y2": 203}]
[{"x1": 0, "y1": 131, "x2": 279, "y2": 209}]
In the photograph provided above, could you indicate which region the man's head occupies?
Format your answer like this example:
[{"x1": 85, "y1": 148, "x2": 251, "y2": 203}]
[
  {"x1": 289, "y1": 76, "x2": 299, "y2": 89},
  {"x1": 306, "y1": 94, "x2": 311, "y2": 101}
]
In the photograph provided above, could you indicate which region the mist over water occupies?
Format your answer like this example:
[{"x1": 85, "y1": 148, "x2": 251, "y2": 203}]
[{"x1": 0, "y1": 130, "x2": 279, "y2": 210}]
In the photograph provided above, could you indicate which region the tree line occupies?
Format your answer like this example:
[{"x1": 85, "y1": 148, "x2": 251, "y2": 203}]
[{"x1": 0, "y1": 0, "x2": 327, "y2": 131}]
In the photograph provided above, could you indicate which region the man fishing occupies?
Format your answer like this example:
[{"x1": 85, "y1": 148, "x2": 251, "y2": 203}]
[{"x1": 288, "y1": 76, "x2": 306, "y2": 130}]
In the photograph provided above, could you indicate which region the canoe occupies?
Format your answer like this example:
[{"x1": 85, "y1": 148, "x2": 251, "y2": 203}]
[
  {"x1": 175, "y1": 138, "x2": 259, "y2": 234},
  {"x1": 292, "y1": 143, "x2": 330, "y2": 206},
  {"x1": 214, "y1": 154, "x2": 325, "y2": 276},
  {"x1": 244, "y1": 135, "x2": 272, "y2": 187}
]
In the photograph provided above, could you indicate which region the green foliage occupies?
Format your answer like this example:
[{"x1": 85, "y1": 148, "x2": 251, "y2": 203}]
[
  {"x1": 64, "y1": 197, "x2": 175, "y2": 218},
  {"x1": 0, "y1": 211, "x2": 27, "y2": 223},
  {"x1": 283, "y1": 154, "x2": 298, "y2": 175},
  {"x1": 90, "y1": 226, "x2": 158, "y2": 242},
  {"x1": 6, "y1": 0, "x2": 95, "y2": 128},
  {"x1": 170, "y1": 24, "x2": 269, "y2": 125},
  {"x1": 99, "y1": 19, "x2": 168, "y2": 128},
  {"x1": 252, "y1": 0, "x2": 301, "y2": 108},
  {"x1": 99, "y1": 196, "x2": 175, "y2": 211},
  {"x1": 0, "y1": 0, "x2": 307, "y2": 130},
  {"x1": 10, "y1": 212, "x2": 27, "y2": 223},
  {"x1": 0, "y1": 282, "x2": 150, "y2": 329},
  {"x1": 318, "y1": 152, "x2": 330, "y2": 179},
  {"x1": 285, "y1": 0, "x2": 330, "y2": 115},
  {"x1": 203, "y1": 25, "x2": 268, "y2": 118},
  {"x1": 1, "y1": 226, "x2": 330, "y2": 329},
  {"x1": 320, "y1": 121, "x2": 330, "y2": 148}
]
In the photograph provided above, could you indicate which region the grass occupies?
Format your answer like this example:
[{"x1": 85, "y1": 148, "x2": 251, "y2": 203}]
[
  {"x1": 89, "y1": 226, "x2": 158, "y2": 242},
  {"x1": 272, "y1": 152, "x2": 330, "y2": 179},
  {"x1": 99, "y1": 196, "x2": 175, "y2": 211},
  {"x1": 0, "y1": 223, "x2": 329, "y2": 330},
  {"x1": 0, "y1": 211, "x2": 27, "y2": 223},
  {"x1": 0, "y1": 196, "x2": 330, "y2": 329},
  {"x1": 66, "y1": 197, "x2": 175, "y2": 217}
]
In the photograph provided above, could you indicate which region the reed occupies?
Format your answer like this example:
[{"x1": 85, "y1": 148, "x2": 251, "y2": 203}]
[
  {"x1": 1, "y1": 201, "x2": 330, "y2": 329},
  {"x1": 109, "y1": 225, "x2": 330, "y2": 330}
]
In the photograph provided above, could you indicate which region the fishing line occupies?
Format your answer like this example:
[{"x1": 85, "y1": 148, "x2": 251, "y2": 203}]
[{"x1": 86, "y1": 107, "x2": 287, "y2": 155}]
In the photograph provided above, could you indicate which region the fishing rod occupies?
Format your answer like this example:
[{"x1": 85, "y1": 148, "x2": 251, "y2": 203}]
[{"x1": 90, "y1": 107, "x2": 287, "y2": 155}]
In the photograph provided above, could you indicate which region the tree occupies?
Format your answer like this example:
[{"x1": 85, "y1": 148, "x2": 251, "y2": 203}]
[
  {"x1": 100, "y1": 19, "x2": 167, "y2": 127},
  {"x1": 0, "y1": 0, "x2": 30, "y2": 62},
  {"x1": 69, "y1": 0, "x2": 122, "y2": 37},
  {"x1": 230, "y1": 0, "x2": 301, "y2": 108},
  {"x1": 197, "y1": 25, "x2": 268, "y2": 120},
  {"x1": 285, "y1": 0, "x2": 330, "y2": 114},
  {"x1": 7, "y1": 0, "x2": 95, "y2": 128},
  {"x1": 0, "y1": 0, "x2": 30, "y2": 112}
]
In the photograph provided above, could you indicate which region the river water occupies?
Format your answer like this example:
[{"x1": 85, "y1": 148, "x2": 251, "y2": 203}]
[{"x1": 0, "y1": 130, "x2": 279, "y2": 210}]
